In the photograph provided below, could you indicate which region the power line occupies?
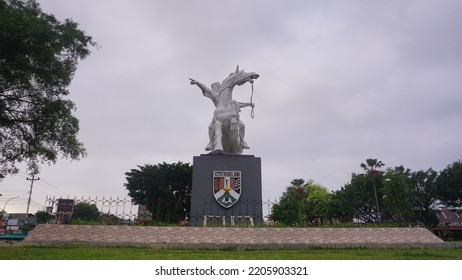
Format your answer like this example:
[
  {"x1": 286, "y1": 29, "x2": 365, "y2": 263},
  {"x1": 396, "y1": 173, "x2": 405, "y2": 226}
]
[
  {"x1": 38, "y1": 178, "x2": 71, "y2": 197},
  {"x1": 30, "y1": 199, "x2": 43, "y2": 211},
  {"x1": 34, "y1": 183, "x2": 63, "y2": 196},
  {"x1": 5, "y1": 172, "x2": 71, "y2": 196}
]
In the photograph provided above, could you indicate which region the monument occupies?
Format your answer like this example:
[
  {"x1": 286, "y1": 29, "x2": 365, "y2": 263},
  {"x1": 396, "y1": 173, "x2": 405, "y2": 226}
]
[{"x1": 189, "y1": 66, "x2": 263, "y2": 226}]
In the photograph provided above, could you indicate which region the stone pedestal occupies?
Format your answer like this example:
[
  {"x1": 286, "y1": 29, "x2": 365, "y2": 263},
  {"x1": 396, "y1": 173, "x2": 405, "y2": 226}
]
[{"x1": 190, "y1": 153, "x2": 262, "y2": 226}]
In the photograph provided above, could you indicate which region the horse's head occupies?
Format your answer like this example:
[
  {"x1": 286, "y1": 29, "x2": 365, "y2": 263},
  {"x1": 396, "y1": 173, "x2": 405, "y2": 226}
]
[{"x1": 222, "y1": 65, "x2": 259, "y2": 88}]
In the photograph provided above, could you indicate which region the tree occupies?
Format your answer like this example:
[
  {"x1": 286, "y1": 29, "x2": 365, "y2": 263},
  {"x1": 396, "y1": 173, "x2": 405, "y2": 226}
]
[
  {"x1": 360, "y1": 158, "x2": 385, "y2": 221},
  {"x1": 305, "y1": 183, "x2": 332, "y2": 225},
  {"x1": 270, "y1": 179, "x2": 332, "y2": 226},
  {"x1": 333, "y1": 173, "x2": 384, "y2": 223},
  {"x1": 72, "y1": 202, "x2": 100, "y2": 222},
  {"x1": 270, "y1": 182, "x2": 307, "y2": 226},
  {"x1": 35, "y1": 210, "x2": 51, "y2": 224},
  {"x1": 383, "y1": 166, "x2": 413, "y2": 224},
  {"x1": 330, "y1": 185, "x2": 356, "y2": 223},
  {"x1": 437, "y1": 158, "x2": 462, "y2": 207},
  {"x1": 124, "y1": 162, "x2": 192, "y2": 224},
  {"x1": 290, "y1": 179, "x2": 306, "y2": 187},
  {"x1": 409, "y1": 168, "x2": 440, "y2": 227},
  {"x1": 0, "y1": 0, "x2": 96, "y2": 174}
]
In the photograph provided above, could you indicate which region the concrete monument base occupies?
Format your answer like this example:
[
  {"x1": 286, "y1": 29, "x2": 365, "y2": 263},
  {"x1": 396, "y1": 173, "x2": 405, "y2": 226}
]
[
  {"x1": 24, "y1": 225, "x2": 446, "y2": 249},
  {"x1": 189, "y1": 152, "x2": 262, "y2": 226}
]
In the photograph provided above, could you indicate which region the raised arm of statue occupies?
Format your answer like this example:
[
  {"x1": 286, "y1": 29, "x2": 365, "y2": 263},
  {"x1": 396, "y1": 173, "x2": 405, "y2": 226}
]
[{"x1": 189, "y1": 78, "x2": 218, "y2": 106}]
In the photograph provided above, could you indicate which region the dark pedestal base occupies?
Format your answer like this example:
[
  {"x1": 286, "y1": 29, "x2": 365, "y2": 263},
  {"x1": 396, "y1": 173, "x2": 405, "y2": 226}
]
[{"x1": 190, "y1": 153, "x2": 262, "y2": 226}]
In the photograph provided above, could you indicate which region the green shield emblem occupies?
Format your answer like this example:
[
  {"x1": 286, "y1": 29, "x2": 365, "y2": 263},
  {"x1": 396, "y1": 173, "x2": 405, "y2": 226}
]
[{"x1": 213, "y1": 171, "x2": 241, "y2": 208}]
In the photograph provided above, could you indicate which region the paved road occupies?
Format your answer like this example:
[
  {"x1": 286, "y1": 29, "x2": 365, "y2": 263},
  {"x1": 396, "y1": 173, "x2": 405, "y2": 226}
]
[{"x1": 22, "y1": 224, "x2": 444, "y2": 249}]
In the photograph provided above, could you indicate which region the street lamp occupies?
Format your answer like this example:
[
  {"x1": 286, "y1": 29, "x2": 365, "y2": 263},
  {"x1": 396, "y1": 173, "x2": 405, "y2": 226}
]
[{"x1": 2, "y1": 193, "x2": 28, "y2": 214}]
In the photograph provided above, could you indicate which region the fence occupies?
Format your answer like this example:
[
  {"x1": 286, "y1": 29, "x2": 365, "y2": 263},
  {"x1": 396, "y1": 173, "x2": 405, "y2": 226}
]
[
  {"x1": 43, "y1": 196, "x2": 278, "y2": 226},
  {"x1": 44, "y1": 196, "x2": 138, "y2": 225},
  {"x1": 42, "y1": 196, "x2": 407, "y2": 227}
]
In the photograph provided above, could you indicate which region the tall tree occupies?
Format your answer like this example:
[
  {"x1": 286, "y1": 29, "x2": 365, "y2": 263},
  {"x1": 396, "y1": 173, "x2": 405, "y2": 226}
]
[
  {"x1": 290, "y1": 179, "x2": 305, "y2": 187},
  {"x1": 409, "y1": 168, "x2": 439, "y2": 227},
  {"x1": 334, "y1": 173, "x2": 384, "y2": 223},
  {"x1": 0, "y1": 0, "x2": 96, "y2": 174},
  {"x1": 360, "y1": 158, "x2": 385, "y2": 221},
  {"x1": 125, "y1": 162, "x2": 192, "y2": 224},
  {"x1": 437, "y1": 159, "x2": 462, "y2": 208},
  {"x1": 383, "y1": 166, "x2": 412, "y2": 224}
]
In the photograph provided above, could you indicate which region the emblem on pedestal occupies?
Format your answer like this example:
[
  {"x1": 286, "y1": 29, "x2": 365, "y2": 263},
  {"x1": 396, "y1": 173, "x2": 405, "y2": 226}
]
[{"x1": 213, "y1": 171, "x2": 241, "y2": 208}]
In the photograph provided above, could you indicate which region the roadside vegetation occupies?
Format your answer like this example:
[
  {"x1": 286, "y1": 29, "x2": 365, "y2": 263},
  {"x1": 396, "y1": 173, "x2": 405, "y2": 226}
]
[{"x1": 1, "y1": 245, "x2": 461, "y2": 260}]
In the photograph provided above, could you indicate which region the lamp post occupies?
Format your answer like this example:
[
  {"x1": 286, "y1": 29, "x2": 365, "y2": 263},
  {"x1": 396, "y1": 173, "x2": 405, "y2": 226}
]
[
  {"x1": 2, "y1": 192, "x2": 27, "y2": 227},
  {"x1": 2, "y1": 194, "x2": 27, "y2": 214}
]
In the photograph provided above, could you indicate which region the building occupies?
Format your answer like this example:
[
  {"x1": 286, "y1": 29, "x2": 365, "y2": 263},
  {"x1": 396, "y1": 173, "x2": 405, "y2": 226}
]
[
  {"x1": 433, "y1": 209, "x2": 462, "y2": 240},
  {"x1": 0, "y1": 213, "x2": 36, "y2": 235}
]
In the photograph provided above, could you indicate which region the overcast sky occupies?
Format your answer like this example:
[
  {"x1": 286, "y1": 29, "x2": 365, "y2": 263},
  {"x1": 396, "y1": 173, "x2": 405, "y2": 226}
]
[{"x1": 2, "y1": 0, "x2": 462, "y2": 214}]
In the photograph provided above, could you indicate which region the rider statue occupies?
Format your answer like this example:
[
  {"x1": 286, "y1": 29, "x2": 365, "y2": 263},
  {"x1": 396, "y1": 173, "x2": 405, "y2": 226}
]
[{"x1": 190, "y1": 66, "x2": 259, "y2": 155}]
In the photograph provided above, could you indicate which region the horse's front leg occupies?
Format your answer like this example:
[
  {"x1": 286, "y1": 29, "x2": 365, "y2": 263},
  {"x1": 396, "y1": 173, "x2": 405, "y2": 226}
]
[{"x1": 213, "y1": 121, "x2": 224, "y2": 151}]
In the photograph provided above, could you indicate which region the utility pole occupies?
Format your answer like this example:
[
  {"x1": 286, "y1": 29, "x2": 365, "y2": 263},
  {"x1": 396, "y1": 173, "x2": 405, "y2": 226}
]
[{"x1": 25, "y1": 174, "x2": 40, "y2": 225}]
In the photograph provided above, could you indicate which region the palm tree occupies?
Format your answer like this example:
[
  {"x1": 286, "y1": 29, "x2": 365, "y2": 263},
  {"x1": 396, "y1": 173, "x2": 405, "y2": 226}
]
[
  {"x1": 290, "y1": 179, "x2": 305, "y2": 188},
  {"x1": 360, "y1": 159, "x2": 384, "y2": 222},
  {"x1": 288, "y1": 179, "x2": 307, "y2": 225}
]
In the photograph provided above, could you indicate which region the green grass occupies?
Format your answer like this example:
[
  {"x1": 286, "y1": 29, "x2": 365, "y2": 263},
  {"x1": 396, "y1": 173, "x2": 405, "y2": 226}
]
[{"x1": 1, "y1": 245, "x2": 461, "y2": 260}]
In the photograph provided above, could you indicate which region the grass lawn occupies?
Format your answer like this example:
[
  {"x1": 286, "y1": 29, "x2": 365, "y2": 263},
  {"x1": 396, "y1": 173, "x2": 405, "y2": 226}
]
[{"x1": 1, "y1": 245, "x2": 462, "y2": 260}]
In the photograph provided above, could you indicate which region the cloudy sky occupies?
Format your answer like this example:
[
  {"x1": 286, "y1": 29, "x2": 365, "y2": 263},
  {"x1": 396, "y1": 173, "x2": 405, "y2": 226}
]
[{"x1": 2, "y1": 0, "x2": 462, "y2": 214}]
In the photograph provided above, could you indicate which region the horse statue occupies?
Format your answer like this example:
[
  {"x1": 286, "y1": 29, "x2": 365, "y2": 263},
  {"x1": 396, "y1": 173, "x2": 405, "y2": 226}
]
[{"x1": 190, "y1": 66, "x2": 259, "y2": 155}]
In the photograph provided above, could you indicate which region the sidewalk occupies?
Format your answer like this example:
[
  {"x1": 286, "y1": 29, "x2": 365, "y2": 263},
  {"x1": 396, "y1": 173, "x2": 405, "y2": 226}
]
[{"x1": 22, "y1": 224, "x2": 445, "y2": 249}]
